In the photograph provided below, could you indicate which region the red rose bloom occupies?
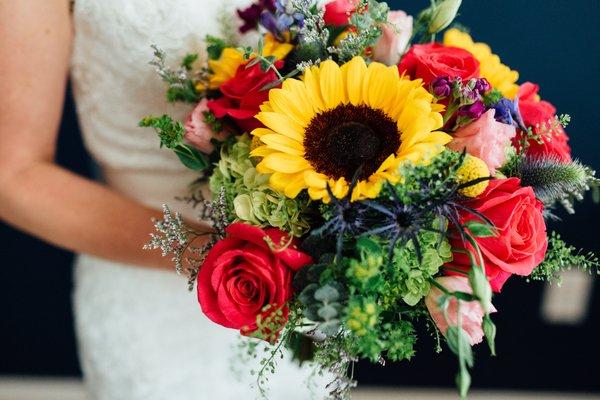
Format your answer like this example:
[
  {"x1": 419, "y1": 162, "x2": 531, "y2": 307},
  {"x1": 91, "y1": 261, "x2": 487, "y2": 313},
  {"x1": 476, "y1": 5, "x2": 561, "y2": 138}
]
[
  {"x1": 398, "y1": 43, "x2": 480, "y2": 85},
  {"x1": 447, "y1": 178, "x2": 548, "y2": 292},
  {"x1": 515, "y1": 82, "x2": 572, "y2": 162},
  {"x1": 324, "y1": 0, "x2": 359, "y2": 26},
  {"x1": 197, "y1": 223, "x2": 312, "y2": 340},
  {"x1": 207, "y1": 60, "x2": 283, "y2": 132}
]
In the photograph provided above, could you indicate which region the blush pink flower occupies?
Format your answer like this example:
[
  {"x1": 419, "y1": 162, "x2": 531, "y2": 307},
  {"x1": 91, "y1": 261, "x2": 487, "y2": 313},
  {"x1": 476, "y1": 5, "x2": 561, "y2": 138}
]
[
  {"x1": 372, "y1": 10, "x2": 413, "y2": 66},
  {"x1": 447, "y1": 109, "x2": 516, "y2": 173},
  {"x1": 184, "y1": 99, "x2": 230, "y2": 154},
  {"x1": 425, "y1": 276, "x2": 496, "y2": 346}
]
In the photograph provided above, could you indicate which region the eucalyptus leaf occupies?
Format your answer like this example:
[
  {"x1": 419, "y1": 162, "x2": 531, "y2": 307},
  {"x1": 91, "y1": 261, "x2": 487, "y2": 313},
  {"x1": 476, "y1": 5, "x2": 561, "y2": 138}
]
[
  {"x1": 317, "y1": 304, "x2": 338, "y2": 320},
  {"x1": 314, "y1": 285, "x2": 340, "y2": 303}
]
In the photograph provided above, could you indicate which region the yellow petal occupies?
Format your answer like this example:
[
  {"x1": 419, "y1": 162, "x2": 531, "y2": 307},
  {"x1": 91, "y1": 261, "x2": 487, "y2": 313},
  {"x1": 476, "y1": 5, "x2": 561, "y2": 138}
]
[
  {"x1": 319, "y1": 60, "x2": 346, "y2": 109},
  {"x1": 344, "y1": 57, "x2": 368, "y2": 106},
  {"x1": 268, "y1": 88, "x2": 312, "y2": 128},
  {"x1": 260, "y1": 133, "x2": 304, "y2": 156},
  {"x1": 302, "y1": 66, "x2": 326, "y2": 112},
  {"x1": 256, "y1": 112, "x2": 305, "y2": 142},
  {"x1": 303, "y1": 170, "x2": 328, "y2": 189},
  {"x1": 260, "y1": 153, "x2": 312, "y2": 173},
  {"x1": 283, "y1": 173, "x2": 306, "y2": 198}
]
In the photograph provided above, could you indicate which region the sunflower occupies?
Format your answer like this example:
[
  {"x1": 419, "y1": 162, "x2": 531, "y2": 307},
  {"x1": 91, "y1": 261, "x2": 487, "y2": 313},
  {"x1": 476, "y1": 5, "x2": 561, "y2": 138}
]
[
  {"x1": 203, "y1": 34, "x2": 294, "y2": 90},
  {"x1": 443, "y1": 28, "x2": 520, "y2": 99},
  {"x1": 250, "y1": 57, "x2": 451, "y2": 203}
]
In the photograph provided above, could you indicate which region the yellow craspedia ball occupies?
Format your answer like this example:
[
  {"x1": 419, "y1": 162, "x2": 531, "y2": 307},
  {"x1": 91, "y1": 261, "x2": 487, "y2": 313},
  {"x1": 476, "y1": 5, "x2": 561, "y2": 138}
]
[{"x1": 457, "y1": 155, "x2": 490, "y2": 198}]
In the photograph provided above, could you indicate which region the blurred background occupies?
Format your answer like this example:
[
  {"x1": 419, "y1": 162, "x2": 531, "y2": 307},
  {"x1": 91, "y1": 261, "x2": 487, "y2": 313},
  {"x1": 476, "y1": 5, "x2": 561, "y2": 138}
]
[{"x1": 1, "y1": 0, "x2": 599, "y2": 399}]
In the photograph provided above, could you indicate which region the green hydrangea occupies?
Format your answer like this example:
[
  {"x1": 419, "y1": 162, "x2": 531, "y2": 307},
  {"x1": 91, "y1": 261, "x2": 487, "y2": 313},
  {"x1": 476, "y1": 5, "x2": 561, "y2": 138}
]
[
  {"x1": 388, "y1": 230, "x2": 453, "y2": 306},
  {"x1": 209, "y1": 134, "x2": 312, "y2": 236}
]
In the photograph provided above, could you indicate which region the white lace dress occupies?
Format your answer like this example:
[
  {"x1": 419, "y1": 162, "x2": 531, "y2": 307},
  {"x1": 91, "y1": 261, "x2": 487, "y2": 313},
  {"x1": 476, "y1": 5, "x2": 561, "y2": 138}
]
[{"x1": 70, "y1": 1, "x2": 327, "y2": 399}]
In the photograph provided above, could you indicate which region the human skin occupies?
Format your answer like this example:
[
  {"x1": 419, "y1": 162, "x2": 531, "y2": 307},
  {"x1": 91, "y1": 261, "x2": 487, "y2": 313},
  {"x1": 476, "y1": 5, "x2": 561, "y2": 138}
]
[{"x1": 0, "y1": 0, "x2": 211, "y2": 269}]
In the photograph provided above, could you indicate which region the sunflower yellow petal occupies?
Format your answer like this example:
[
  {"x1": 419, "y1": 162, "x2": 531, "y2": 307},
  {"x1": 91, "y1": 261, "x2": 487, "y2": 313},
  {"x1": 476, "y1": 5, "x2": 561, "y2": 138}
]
[
  {"x1": 319, "y1": 60, "x2": 346, "y2": 109},
  {"x1": 260, "y1": 133, "x2": 304, "y2": 155},
  {"x1": 260, "y1": 153, "x2": 311, "y2": 173},
  {"x1": 344, "y1": 57, "x2": 368, "y2": 106},
  {"x1": 303, "y1": 170, "x2": 328, "y2": 189},
  {"x1": 256, "y1": 112, "x2": 305, "y2": 142},
  {"x1": 302, "y1": 66, "x2": 326, "y2": 112}
]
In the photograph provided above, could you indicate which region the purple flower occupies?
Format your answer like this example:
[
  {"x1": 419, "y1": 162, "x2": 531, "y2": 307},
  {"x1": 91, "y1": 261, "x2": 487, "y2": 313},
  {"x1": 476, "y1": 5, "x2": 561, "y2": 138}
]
[
  {"x1": 474, "y1": 78, "x2": 491, "y2": 94},
  {"x1": 237, "y1": 0, "x2": 276, "y2": 33},
  {"x1": 492, "y1": 98, "x2": 527, "y2": 130},
  {"x1": 458, "y1": 100, "x2": 486, "y2": 120},
  {"x1": 259, "y1": 0, "x2": 304, "y2": 40},
  {"x1": 431, "y1": 76, "x2": 452, "y2": 98}
]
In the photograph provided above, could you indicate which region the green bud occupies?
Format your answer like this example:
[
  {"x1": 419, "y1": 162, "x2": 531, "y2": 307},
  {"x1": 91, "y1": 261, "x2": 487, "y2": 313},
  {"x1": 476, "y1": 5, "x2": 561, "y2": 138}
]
[
  {"x1": 483, "y1": 315, "x2": 497, "y2": 356},
  {"x1": 468, "y1": 266, "x2": 493, "y2": 314},
  {"x1": 428, "y1": 0, "x2": 462, "y2": 34}
]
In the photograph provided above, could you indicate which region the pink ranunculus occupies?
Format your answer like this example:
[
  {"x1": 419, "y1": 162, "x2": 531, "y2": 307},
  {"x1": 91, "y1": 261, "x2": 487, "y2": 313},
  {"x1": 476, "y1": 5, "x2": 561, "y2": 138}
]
[
  {"x1": 184, "y1": 99, "x2": 230, "y2": 154},
  {"x1": 425, "y1": 276, "x2": 496, "y2": 346},
  {"x1": 372, "y1": 10, "x2": 413, "y2": 66},
  {"x1": 448, "y1": 109, "x2": 516, "y2": 173}
]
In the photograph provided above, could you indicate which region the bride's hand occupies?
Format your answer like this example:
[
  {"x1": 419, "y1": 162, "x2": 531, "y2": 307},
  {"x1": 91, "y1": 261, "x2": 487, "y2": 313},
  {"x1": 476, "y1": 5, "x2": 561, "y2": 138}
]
[{"x1": 0, "y1": 0, "x2": 212, "y2": 270}]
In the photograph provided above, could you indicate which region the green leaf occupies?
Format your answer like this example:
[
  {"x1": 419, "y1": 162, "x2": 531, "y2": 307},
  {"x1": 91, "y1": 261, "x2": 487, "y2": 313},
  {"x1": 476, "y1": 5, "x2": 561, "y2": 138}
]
[
  {"x1": 464, "y1": 220, "x2": 497, "y2": 238},
  {"x1": 446, "y1": 326, "x2": 474, "y2": 368},
  {"x1": 205, "y1": 35, "x2": 228, "y2": 60},
  {"x1": 303, "y1": 304, "x2": 320, "y2": 321},
  {"x1": 174, "y1": 145, "x2": 209, "y2": 171},
  {"x1": 455, "y1": 367, "x2": 471, "y2": 399},
  {"x1": 181, "y1": 53, "x2": 199, "y2": 71},
  {"x1": 483, "y1": 315, "x2": 497, "y2": 356},
  {"x1": 314, "y1": 284, "x2": 340, "y2": 303}
]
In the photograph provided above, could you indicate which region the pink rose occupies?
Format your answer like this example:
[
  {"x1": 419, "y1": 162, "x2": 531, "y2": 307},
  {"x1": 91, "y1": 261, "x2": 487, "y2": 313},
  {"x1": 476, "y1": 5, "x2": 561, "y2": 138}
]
[
  {"x1": 372, "y1": 11, "x2": 413, "y2": 66},
  {"x1": 448, "y1": 109, "x2": 516, "y2": 173},
  {"x1": 184, "y1": 99, "x2": 230, "y2": 154},
  {"x1": 425, "y1": 276, "x2": 496, "y2": 346}
]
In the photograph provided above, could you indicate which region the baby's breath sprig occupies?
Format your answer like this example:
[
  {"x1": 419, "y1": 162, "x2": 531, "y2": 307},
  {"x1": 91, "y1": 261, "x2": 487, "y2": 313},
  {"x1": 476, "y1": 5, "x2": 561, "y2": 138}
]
[{"x1": 149, "y1": 44, "x2": 201, "y2": 103}]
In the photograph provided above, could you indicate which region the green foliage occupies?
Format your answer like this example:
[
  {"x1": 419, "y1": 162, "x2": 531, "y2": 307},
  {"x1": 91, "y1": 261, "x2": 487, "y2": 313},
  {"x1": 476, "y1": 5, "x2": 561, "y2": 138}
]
[
  {"x1": 346, "y1": 237, "x2": 384, "y2": 293},
  {"x1": 328, "y1": 0, "x2": 389, "y2": 62},
  {"x1": 149, "y1": 45, "x2": 200, "y2": 103},
  {"x1": 181, "y1": 53, "x2": 199, "y2": 71},
  {"x1": 382, "y1": 320, "x2": 417, "y2": 362},
  {"x1": 209, "y1": 135, "x2": 313, "y2": 236},
  {"x1": 501, "y1": 154, "x2": 598, "y2": 213},
  {"x1": 205, "y1": 35, "x2": 229, "y2": 60},
  {"x1": 530, "y1": 231, "x2": 600, "y2": 284},
  {"x1": 389, "y1": 230, "x2": 452, "y2": 306},
  {"x1": 139, "y1": 115, "x2": 209, "y2": 171}
]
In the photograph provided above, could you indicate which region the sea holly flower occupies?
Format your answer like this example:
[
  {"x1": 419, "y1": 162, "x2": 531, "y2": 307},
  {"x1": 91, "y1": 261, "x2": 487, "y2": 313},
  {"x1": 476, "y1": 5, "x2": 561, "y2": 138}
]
[{"x1": 251, "y1": 57, "x2": 451, "y2": 203}]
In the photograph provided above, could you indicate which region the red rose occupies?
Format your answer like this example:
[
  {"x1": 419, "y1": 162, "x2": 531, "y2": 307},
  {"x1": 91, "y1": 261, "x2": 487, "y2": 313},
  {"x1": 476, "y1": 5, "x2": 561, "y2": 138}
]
[
  {"x1": 197, "y1": 223, "x2": 312, "y2": 340},
  {"x1": 515, "y1": 82, "x2": 572, "y2": 162},
  {"x1": 324, "y1": 0, "x2": 359, "y2": 26},
  {"x1": 207, "y1": 60, "x2": 283, "y2": 132},
  {"x1": 446, "y1": 178, "x2": 548, "y2": 292},
  {"x1": 398, "y1": 43, "x2": 480, "y2": 85}
]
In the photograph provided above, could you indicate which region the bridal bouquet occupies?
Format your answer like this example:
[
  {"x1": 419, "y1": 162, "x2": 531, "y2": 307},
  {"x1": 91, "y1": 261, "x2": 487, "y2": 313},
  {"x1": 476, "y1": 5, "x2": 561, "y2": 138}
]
[{"x1": 141, "y1": 0, "x2": 599, "y2": 397}]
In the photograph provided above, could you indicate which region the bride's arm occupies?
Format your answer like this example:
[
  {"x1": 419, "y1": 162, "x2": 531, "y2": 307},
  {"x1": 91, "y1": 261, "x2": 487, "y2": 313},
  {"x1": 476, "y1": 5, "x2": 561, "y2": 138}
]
[{"x1": 0, "y1": 0, "x2": 204, "y2": 269}]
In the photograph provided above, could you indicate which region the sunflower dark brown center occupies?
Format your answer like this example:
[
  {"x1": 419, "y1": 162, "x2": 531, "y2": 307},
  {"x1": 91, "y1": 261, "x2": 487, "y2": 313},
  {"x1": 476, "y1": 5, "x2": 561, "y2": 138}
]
[{"x1": 303, "y1": 104, "x2": 400, "y2": 181}]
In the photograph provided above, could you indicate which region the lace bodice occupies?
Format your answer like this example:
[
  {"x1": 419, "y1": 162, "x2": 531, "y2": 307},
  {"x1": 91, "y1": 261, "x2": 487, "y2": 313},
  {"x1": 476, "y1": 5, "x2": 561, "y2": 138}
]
[{"x1": 71, "y1": 0, "x2": 251, "y2": 209}]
